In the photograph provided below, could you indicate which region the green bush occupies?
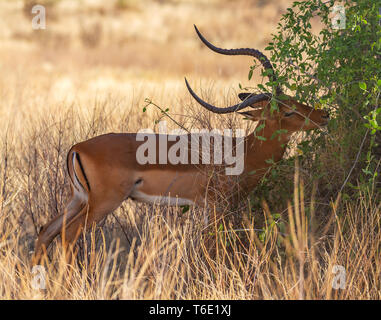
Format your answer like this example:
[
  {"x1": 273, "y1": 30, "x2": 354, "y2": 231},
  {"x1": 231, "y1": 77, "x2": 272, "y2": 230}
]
[{"x1": 250, "y1": 0, "x2": 380, "y2": 208}]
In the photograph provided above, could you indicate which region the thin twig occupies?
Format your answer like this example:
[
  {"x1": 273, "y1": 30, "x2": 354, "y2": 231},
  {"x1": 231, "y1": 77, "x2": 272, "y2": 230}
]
[
  {"x1": 338, "y1": 129, "x2": 369, "y2": 195},
  {"x1": 144, "y1": 98, "x2": 190, "y2": 133}
]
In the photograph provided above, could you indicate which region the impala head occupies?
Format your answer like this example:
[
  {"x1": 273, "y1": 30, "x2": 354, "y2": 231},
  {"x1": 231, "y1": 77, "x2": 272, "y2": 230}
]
[
  {"x1": 185, "y1": 25, "x2": 329, "y2": 134},
  {"x1": 237, "y1": 93, "x2": 329, "y2": 133}
]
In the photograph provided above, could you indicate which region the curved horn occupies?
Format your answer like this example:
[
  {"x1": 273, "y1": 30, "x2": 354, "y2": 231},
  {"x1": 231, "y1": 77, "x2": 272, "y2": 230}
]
[
  {"x1": 194, "y1": 25, "x2": 279, "y2": 86},
  {"x1": 185, "y1": 78, "x2": 271, "y2": 114}
]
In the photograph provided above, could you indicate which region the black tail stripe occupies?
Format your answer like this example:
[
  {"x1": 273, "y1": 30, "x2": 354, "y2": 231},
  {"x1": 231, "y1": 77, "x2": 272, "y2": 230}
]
[
  {"x1": 72, "y1": 152, "x2": 83, "y2": 191},
  {"x1": 67, "y1": 150, "x2": 75, "y2": 188},
  {"x1": 75, "y1": 152, "x2": 91, "y2": 191}
]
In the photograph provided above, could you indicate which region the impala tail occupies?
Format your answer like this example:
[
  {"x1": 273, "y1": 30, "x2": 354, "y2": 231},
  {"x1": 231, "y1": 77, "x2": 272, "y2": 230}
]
[{"x1": 67, "y1": 150, "x2": 91, "y2": 195}]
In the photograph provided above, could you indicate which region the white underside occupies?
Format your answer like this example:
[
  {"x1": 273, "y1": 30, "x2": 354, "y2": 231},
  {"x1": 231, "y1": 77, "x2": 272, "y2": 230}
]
[
  {"x1": 130, "y1": 190, "x2": 195, "y2": 206},
  {"x1": 72, "y1": 153, "x2": 88, "y2": 203}
]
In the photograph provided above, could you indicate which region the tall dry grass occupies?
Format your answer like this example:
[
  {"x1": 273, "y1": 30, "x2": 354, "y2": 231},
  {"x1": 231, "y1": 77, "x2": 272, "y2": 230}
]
[
  {"x1": 0, "y1": 0, "x2": 379, "y2": 299},
  {"x1": 1, "y1": 84, "x2": 380, "y2": 299}
]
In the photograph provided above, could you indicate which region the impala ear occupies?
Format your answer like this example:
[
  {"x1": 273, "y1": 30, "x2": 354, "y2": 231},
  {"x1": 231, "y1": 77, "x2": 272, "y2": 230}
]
[
  {"x1": 238, "y1": 93, "x2": 271, "y2": 109},
  {"x1": 238, "y1": 92, "x2": 252, "y2": 101},
  {"x1": 238, "y1": 109, "x2": 267, "y2": 121}
]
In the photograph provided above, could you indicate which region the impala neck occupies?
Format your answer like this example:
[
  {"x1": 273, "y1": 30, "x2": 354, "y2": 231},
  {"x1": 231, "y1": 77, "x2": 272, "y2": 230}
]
[{"x1": 243, "y1": 120, "x2": 291, "y2": 189}]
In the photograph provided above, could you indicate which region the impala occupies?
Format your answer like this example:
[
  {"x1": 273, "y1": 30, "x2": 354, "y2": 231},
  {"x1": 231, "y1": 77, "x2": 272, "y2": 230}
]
[{"x1": 34, "y1": 25, "x2": 329, "y2": 262}]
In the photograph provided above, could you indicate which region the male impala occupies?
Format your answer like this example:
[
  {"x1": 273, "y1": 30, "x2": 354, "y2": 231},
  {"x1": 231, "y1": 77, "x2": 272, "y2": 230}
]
[{"x1": 34, "y1": 25, "x2": 329, "y2": 262}]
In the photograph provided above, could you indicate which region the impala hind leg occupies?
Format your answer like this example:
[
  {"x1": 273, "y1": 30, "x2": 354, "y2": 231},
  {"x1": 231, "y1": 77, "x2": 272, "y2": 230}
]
[
  {"x1": 33, "y1": 190, "x2": 87, "y2": 264},
  {"x1": 58, "y1": 194, "x2": 128, "y2": 264}
]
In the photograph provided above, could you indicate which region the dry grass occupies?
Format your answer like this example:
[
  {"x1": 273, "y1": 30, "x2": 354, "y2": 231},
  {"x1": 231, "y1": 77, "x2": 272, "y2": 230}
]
[{"x1": 0, "y1": 0, "x2": 379, "y2": 300}]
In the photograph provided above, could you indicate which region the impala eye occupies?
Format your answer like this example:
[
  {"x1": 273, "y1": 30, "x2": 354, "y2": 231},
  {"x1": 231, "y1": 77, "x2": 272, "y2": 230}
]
[{"x1": 284, "y1": 112, "x2": 295, "y2": 117}]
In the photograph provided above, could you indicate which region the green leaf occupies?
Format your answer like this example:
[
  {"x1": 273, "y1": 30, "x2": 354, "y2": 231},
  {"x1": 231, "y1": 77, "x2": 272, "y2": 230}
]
[
  {"x1": 248, "y1": 69, "x2": 253, "y2": 80},
  {"x1": 256, "y1": 135, "x2": 267, "y2": 141},
  {"x1": 181, "y1": 205, "x2": 190, "y2": 214},
  {"x1": 265, "y1": 158, "x2": 275, "y2": 164},
  {"x1": 359, "y1": 82, "x2": 367, "y2": 91},
  {"x1": 254, "y1": 123, "x2": 266, "y2": 132},
  {"x1": 272, "y1": 213, "x2": 281, "y2": 220}
]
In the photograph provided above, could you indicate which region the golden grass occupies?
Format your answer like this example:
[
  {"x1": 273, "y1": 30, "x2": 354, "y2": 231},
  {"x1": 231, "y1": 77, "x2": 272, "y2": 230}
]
[{"x1": 0, "y1": 0, "x2": 379, "y2": 300}]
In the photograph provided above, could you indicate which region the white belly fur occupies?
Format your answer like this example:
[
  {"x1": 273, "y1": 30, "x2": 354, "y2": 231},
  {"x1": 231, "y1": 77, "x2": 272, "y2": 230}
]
[{"x1": 130, "y1": 190, "x2": 195, "y2": 206}]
